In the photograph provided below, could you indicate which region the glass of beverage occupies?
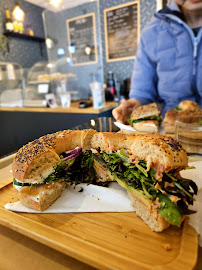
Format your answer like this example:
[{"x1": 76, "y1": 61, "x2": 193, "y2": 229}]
[{"x1": 175, "y1": 115, "x2": 202, "y2": 155}]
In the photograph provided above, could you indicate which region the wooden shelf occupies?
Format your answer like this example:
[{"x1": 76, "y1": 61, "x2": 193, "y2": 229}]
[
  {"x1": 4, "y1": 31, "x2": 45, "y2": 42},
  {"x1": 4, "y1": 31, "x2": 45, "y2": 56}
]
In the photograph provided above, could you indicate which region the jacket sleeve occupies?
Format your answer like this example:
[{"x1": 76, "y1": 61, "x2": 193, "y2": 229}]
[{"x1": 129, "y1": 33, "x2": 158, "y2": 105}]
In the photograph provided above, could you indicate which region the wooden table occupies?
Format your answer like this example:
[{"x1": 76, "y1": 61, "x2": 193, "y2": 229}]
[
  {"x1": 0, "y1": 155, "x2": 95, "y2": 270},
  {"x1": 0, "y1": 154, "x2": 201, "y2": 270}
]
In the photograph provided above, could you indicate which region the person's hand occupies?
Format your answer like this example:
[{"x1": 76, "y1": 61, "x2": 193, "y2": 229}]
[{"x1": 112, "y1": 99, "x2": 141, "y2": 124}]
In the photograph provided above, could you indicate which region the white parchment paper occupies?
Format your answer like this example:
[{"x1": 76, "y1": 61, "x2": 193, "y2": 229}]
[{"x1": 4, "y1": 182, "x2": 134, "y2": 213}]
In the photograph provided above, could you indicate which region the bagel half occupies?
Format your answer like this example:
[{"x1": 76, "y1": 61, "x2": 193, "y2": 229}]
[
  {"x1": 91, "y1": 132, "x2": 197, "y2": 232},
  {"x1": 12, "y1": 129, "x2": 97, "y2": 211}
]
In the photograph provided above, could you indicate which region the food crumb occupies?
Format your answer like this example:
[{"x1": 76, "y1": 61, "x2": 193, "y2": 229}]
[{"x1": 163, "y1": 243, "x2": 172, "y2": 251}]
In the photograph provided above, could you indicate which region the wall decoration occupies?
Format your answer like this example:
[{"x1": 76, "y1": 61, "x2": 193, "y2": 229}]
[
  {"x1": 104, "y1": 1, "x2": 140, "y2": 62},
  {"x1": 66, "y1": 13, "x2": 97, "y2": 66}
]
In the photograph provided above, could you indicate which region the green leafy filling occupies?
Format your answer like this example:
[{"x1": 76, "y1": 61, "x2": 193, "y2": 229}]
[
  {"x1": 13, "y1": 150, "x2": 95, "y2": 187},
  {"x1": 98, "y1": 150, "x2": 197, "y2": 226},
  {"x1": 174, "y1": 105, "x2": 182, "y2": 111},
  {"x1": 128, "y1": 115, "x2": 162, "y2": 124},
  {"x1": 64, "y1": 150, "x2": 95, "y2": 185},
  {"x1": 157, "y1": 194, "x2": 181, "y2": 226}
]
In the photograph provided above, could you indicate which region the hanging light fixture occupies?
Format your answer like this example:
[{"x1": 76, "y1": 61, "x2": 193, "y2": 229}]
[
  {"x1": 49, "y1": 0, "x2": 63, "y2": 8},
  {"x1": 12, "y1": 1, "x2": 25, "y2": 22}
]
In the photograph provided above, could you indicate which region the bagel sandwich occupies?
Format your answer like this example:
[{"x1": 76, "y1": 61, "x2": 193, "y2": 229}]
[
  {"x1": 12, "y1": 131, "x2": 198, "y2": 233},
  {"x1": 12, "y1": 129, "x2": 101, "y2": 211},
  {"x1": 91, "y1": 132, "x2": 198, "y2": 232},
  {"x1": 129, "y1": 103, "x2": 162, "y2": 133},
  {"x1": 175, "y1": 100, "x2": 200, "y2": 111}
]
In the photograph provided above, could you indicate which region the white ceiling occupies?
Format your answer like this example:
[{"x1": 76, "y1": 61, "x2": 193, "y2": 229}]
[{"x1": 24, "y1": 0, "x2": 95, "y2": 12}]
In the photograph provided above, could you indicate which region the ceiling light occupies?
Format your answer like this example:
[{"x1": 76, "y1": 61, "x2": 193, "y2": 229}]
[
  {"x1": 45, "y1": 38, "x2": 54, "y2": 49},
  {"x1": 84, "y1": 46, "x2": 91, "y2": 55},
  {"x1": 49, "y1": 0, "x2": 62, "y2": 8},
  {"x1": 12, "y1": 2, "x2": 25, "y2": 22}
]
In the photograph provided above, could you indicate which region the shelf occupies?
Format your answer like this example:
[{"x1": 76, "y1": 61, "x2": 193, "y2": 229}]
[
  {"x1": 4, "y1": 31, "x2": 45, "y2": 42},
  {"x1": 4, "y1": 31, "x2": 45, "y2": 56}
]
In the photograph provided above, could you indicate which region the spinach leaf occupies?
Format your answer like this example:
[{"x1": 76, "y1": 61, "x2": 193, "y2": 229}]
[
  {"x1": 129, "y1": 115, "x2": 162, "y2": 124},
  {"x1": 157, "y1": 194, "x2": 181, "y2": 226}
]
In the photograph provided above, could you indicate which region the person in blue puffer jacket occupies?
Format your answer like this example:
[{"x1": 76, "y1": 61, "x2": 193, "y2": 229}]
[{"x1": 113, "y1": 0, "x2": 202, "y2": 123}]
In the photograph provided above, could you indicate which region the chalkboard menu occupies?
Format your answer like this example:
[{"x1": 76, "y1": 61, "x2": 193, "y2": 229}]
[
  {"x1": 104, "y1": 1, "x2": 140, "y2": 62},
  {"x1": 66, "y1": 13, "x2": 97, "y2": 65}
]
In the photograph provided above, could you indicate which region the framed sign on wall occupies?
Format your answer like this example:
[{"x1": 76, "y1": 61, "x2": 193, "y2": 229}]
[
  {"x1": 104, "y1": 1, "x2": 140, "y2": 62},
  {"x1": 66, "y1": 13, "x2": 97, "y2": 66}
]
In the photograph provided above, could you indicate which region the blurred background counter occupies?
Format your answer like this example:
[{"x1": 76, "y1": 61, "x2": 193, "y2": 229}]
[{"x1": 0, "y1": 103, "x2": 118, "y2": 158}]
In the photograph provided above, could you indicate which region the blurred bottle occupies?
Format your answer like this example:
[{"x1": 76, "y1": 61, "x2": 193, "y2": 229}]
[
  {"x1": 5, "y1": 9, "x2": 13, "y2": 32},
  {"x1": 25, "y1": 24, "x2": 34, "y2": 36},
  {"x1": 13, "y1": 20, "x2": 19, "y2": 32},
  {"x1": 18, "y1": 22, "x2": 24, "y2": 34},
  {"x1": 107, "y1": 71, "x2": 116, "y2": 96}
]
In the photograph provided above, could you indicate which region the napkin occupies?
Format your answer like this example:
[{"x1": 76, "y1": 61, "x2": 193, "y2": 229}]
[
  {"x1": 114, "y1": 122, "x2": 165, "y2": 134},
  {"x1": 4, "y1": 182, "x2": 134, "y2": 213},
  {"x1": 114, "y1": 122, "x2": 137, "y2": 131}
]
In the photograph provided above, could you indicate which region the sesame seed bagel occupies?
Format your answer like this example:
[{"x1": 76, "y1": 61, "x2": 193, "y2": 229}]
[
  {"x1": 131, "y1": 102, "x2": 160, "y2": 120},
  {"x1": 11, "y1": 130, "x2": 194, "y2": 228},
  {"x1": 91, "y1": 132, "x2": 188, "y2": 173},
  {"x1": 91, "y1": 132, "x2": 140, "y2": 152},
  {"x1": 12, "y1": 129, "x2": 97, "y2": 183}
]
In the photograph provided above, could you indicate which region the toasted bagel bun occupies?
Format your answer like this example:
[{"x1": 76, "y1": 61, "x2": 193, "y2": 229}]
[
  {"x1": 131, "y1": 103, "x2": 160, "y2": 120},
  {"x1": 178, "y1": 100, "x2": 200, "y2": 111},
  {"x1": 12, "y1": 129, "x2": 97, "y2": 183},
  {"x1": 163, "y1": 107, "x2": 202, "y2": 134},
  {"x1": 16, "y1": 180, "x2": 66, "y2": 212},
  {"x1": 91, "y1": 132, "x2": 188, "y2": 173}
]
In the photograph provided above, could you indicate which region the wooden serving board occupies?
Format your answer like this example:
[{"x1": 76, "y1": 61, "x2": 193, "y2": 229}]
[{"x1": 0, "y1": 180, "x2": 198, "y2": 270}]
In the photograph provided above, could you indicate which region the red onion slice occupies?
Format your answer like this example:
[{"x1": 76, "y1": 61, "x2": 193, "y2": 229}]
[
  {"x1": 63, "y1": 153, "x2": 79, "y2": 162},
  {"x1": 64, "y1": 148, "x2": 82, "y2": 156}
]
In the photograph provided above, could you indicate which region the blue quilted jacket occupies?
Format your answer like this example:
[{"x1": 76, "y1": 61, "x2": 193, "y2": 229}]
[{"x1": 129, "y1": 1, "x2": 202, "y2": 115}]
